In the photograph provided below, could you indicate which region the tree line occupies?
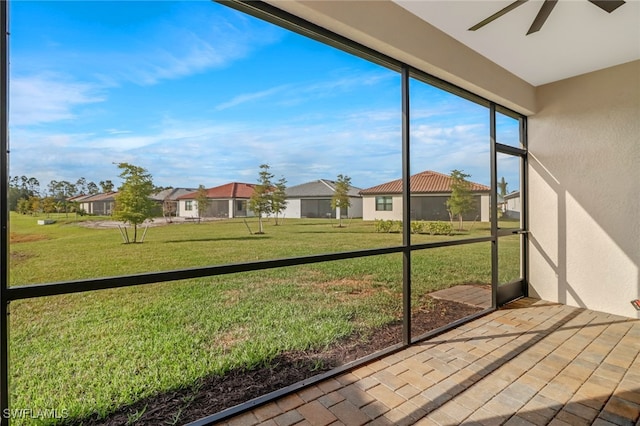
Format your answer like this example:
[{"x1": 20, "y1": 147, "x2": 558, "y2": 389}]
[{"x1": 9, "y1": 175, "x2": 116, "y2": 215}]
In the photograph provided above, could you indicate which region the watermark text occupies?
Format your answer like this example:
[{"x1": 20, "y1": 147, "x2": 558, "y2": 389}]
[{"x1": 2, "y1": 408, "x2": 69, "y2": 419}]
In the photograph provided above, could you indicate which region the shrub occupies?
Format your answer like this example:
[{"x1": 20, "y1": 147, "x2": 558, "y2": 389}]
[
  {"x1": 374, "y1": 219, "x2": 393, "y2": 233},
  {"x1": 427, "y1": 221, "x2": 453, "y2": 235},
  {"x1": 410, "y1": 221, "x2": 424, "y2": 234},
  {"x1": 374, "y1": 219, "x2": 403, "y2": 233},
  {"x1": 375, "y1": 220, "x2": 452, "y2": 235}
]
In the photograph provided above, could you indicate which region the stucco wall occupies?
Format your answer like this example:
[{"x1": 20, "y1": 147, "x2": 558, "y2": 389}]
[
  {"x1": 528, "y1": 60, "x2": 640, "y2": 319},
  {"x1": 363, "y1": 194, "x2": 490, "y2": 222},
  {"x1": 283, "y1": 199, "x2": 302, "y2": 219},
  {"x1": 362, "y1": 195, "x2": 403, "y2": 221},
  {"x1": 480, "y1": 194, "x2": 490, "y2": 222},
  {"x1": 177, "y1": 200, "x2": 196, "y2": 218}
]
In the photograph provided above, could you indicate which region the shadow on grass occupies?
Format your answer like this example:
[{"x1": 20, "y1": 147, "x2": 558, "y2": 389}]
[{"x1": 163, "y1": 236, "x2": 271, "y2": 243}]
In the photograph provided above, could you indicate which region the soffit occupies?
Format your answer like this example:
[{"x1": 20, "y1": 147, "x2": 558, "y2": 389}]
[{"x1": 392, "y1": 0, "x2": 640, "y2": 86}]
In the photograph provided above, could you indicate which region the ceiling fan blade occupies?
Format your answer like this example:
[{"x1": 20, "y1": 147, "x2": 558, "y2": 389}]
[
  {"x1": 527, "y1": 0, "x2": 558, "y2": 35},
  {"x1": 588, "y1": 0, "x2": 625, "y2": 13},
  {"x1": 468, "y1": 0, "x2": 528, "y2": 31}
]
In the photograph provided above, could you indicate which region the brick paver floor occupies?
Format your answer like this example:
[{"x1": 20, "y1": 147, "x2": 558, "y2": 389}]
[
  {"x1": 214, "y1": 298, "x2": 640, "y2": 425},
  {"x1": 428, "y1": 285, "x2": 492, "y2": 310}
]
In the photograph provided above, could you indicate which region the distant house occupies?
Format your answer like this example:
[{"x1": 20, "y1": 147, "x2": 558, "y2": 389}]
[
  {"x1": 284, "y1": 179, "x2": 363, "y2": 219},
  {"x1": 177, "y1": 182, "x2": 256, "y2": 219},
  {"x1": 76, "y1": 192, "x2": 117, "y2": 216},
  {"x1": 504, "y1": 191, "x2": 521, "y2": 219},
  {"x1": 360, "y1": 170, "x2": 490, "y2": 221},
  {"x1": 67, "y1": 193, "x2": 92, "y2": 205},
  {"x1": 150, "y1": 188, "x2": 196, "y2": 217}
]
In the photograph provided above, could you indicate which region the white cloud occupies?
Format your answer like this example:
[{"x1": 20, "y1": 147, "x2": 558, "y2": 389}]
[
  {"x1": 105, "y1": 129, "x2": 132, "y2": 135},
  {"x1": 10, "y1": 73, "x2": 104, "y2": 126},
  {"x1": 213, "y1": 70, "x2": 397, "y2": 112},
  {"x1": 93, "y1": 9, "x2": 284, "y2": 87},
  {"x1": 215, "y1": 85, "x2": 290, "y2": 111}
]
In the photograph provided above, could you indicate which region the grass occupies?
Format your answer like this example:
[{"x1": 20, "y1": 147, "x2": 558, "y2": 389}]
[{"x1": 8, "y1": 212, "x2": 520, "y2": 424}]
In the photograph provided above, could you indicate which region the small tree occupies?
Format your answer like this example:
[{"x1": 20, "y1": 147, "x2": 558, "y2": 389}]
[
  {"x1": 42, "y1": 197, "x2": 56, "y2": 217},
  {"x1": 331, "y1": 174, "x2": 352, "y2": 227},
  {"x1": 498, "y1": 176, "x2": 508, "y2": 218},
  {"x1": 249, "y1": 164, "x2": 274, "y2": 234},
  {"x1": 195, "y1": 184, "x2": 210, "y2": 221},
  {"x1": 29, "y1": 196, "x2": 41, "y2": 215},
  {"x1": 446, "y1": 169, "x2": 475, "y2": 231},
  {"x1": 498, "y1": 176, "x2": 508, "y2": 197},
  {"x1": 112, "y1": 163, "x2": 155, "y2": 243},
  {"x1": 17, "y1": 198, "x2": 30, "y2": 215},
  {"x1": 270, "y1": 176, "x2": 287, "y2": 225}
]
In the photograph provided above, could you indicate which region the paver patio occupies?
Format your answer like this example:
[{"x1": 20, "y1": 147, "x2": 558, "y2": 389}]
[
  {"x1": 429, "y1": 285, "x2": 492, "y2": 310},
  {"x1": 215, "y1": 298, "x2": 640, "y2": 425}
]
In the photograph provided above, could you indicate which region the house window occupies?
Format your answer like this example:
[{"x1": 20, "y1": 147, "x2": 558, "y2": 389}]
[
  {"x1": 375, "y1": 196, "x2": 392, "y2": 211},
  {"x1": 185, "y1": 200, "x2": 193, "y2": 211}
]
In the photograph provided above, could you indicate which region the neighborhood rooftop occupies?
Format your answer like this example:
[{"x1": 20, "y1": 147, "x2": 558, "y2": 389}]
[
  {"x1": 178, "y1": 182, "x2": 256, "y2": 200},
  {"x1": 285, "y1": 179, "x2": 362, "y2": 198},
  {"x1": 74, "y1": 191, "x2": 117, "y2": 202},
  {"x1": 360, "y1": 170, "x2": 491, "y2": 195},
  {"x1": 150, "y1": 187, "x2": 196, "y2": 201}
]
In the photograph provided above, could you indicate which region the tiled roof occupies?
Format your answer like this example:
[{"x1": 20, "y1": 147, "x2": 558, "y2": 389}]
[
  {"x1": 360, "y1": 171, "x2": 490, "y2": 195},
  {"x1": 67, "y1": 194, "x2": 93, "y2": 202},
  {"x1": 285, "y1": 179, "x2": 362, "y2": 198},
  {"x1": 77, "y1": 192, "x2": 117, "y2": 202},
  {"x1": 178, "y1": 182, "x2": 256, "y2": 200},
  {"x1": 150, "y1": 188, "x2": 197, "y2": 201}
]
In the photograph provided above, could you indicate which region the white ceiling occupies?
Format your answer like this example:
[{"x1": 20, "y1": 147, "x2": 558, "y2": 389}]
[{"x1": 393, "y1": 0, "x2": 640, "y2": 86}]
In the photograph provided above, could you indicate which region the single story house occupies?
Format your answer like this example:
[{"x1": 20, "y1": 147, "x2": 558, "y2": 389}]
[
  {"x1": 150, "y1": 187, "x2": 196, "y2": 217},
  {"x1": 67, "y1": 193, "x2": 92, "y2": 204},
  {"x1": 283, "y1": 179, "x2": 363, "y2": 219},
  {"x1": 360, "y1": 170, "x2": 490, "y2": 222},
  {"x1": 76, "y1": 192, "x2": 117, "y2": 216},
  {"x1": 177, "y1": 182, "x2": 256, "y2": 219},
  {"x1": 503, "y1": 191, "x2": 521, "y2": 220}
]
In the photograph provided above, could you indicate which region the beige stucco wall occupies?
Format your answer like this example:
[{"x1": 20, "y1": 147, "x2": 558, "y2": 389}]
[
  {"x1": 528, "y1": 60, "x2": 640, "y2": 319},
  {"x1": 264, "y1": 1, "x2": 638, "y2": 317},
  {"x1": 362, "y1": 195, "x2": 403, "y2": 221},
  {"x1": 362, "y1": 194, "x2": 490, "y2": 222},
  {"x1": 177, "y1": 199, "x2": 196, "y2": 218},
  {"x1": 480, "y1": 194, "x2": 490, "y2": 222}
]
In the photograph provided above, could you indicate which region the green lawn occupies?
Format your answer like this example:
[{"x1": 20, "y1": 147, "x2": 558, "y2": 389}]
[{"x1": 8, "y1": 213, "x2": 520, "y2": 424}]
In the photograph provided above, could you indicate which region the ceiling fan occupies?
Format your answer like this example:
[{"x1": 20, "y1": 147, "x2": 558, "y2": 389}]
[{"x1": 468, "y1": 0, "x2": 626, "y2": 35}]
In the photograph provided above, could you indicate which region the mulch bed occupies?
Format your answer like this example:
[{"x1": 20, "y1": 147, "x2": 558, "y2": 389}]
[{"x1": 66, "y1": 298, "x2": 482, "y2": 425}]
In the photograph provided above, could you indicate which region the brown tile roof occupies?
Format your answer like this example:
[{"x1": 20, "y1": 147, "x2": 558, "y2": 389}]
[
  {"x1": 67, "y1": 194, "x2": 93, "y2": 202},
  {"x1": 178, "y1": 182, "x2": 256, "y2": 200},
  {"x1": 360, "y1": 171, "x2": 490, "y2": 195},
  {"x1": 77, "y1": 192, "x2": 118, "y2": 202}
]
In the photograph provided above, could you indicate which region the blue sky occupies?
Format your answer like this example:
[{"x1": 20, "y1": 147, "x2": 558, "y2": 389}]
[{"x1": 8, "y1": 0, "x2": 521, "y2": 193}]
